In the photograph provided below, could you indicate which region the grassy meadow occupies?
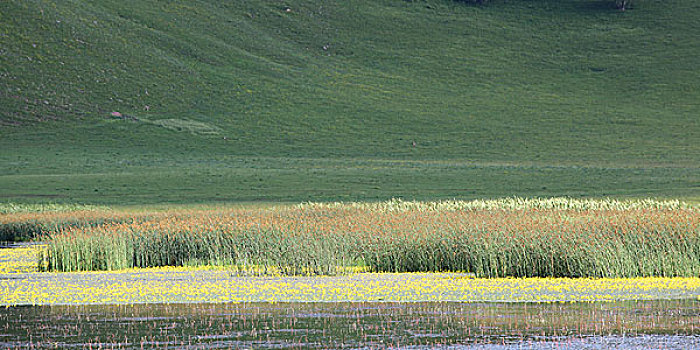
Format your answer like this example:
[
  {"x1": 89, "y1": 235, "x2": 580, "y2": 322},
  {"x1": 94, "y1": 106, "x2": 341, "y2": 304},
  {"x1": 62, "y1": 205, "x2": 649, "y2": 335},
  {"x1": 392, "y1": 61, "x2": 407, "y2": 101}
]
[{"x1": 1, "y1": 0, "x2": 699, "y2": 204}]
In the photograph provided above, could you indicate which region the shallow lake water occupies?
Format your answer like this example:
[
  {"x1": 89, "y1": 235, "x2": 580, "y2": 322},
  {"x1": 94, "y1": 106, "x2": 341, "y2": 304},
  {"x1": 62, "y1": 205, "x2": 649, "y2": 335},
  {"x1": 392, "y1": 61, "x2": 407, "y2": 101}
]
[{"x1": 1, "y1": 300, "x2": 699, "y2": 349}]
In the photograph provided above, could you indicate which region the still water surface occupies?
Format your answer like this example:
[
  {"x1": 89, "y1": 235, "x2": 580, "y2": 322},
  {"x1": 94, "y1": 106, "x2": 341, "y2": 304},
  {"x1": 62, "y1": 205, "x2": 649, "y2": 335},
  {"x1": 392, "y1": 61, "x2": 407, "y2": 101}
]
[{"x1": 1, "y1": 300, "x2": 698, "y2": 349}]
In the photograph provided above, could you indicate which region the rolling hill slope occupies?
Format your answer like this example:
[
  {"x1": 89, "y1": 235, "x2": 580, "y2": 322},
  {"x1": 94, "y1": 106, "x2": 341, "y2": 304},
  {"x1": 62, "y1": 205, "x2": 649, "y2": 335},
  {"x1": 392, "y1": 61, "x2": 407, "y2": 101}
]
[{"x1": 1, "y1": 0, "x2": 698, "y2": 204}]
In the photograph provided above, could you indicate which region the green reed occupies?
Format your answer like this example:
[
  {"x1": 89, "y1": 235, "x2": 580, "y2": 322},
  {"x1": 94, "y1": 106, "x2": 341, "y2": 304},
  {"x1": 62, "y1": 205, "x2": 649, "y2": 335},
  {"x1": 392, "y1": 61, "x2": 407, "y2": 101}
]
[{"x1": 37, "y1": 199, "x2": 700, "y2": 277}]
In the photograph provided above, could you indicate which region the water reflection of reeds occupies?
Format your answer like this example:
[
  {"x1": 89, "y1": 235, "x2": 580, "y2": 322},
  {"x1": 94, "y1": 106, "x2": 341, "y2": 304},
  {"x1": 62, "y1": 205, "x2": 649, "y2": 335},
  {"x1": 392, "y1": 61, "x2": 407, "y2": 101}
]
[{"x1": 2, "y1": 300, "x2": 699, "y2": 349}]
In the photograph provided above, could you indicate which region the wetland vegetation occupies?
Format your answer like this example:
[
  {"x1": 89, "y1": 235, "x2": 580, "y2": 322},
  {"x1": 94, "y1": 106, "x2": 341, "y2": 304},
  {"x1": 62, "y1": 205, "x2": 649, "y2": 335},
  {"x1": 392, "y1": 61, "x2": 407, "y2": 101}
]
[
  {"x1": 3, "y1": 199, "x2": 699, "y2": 307},
  {"x1": 25, "y1": 198, "x2": 700, "y2": 278}
]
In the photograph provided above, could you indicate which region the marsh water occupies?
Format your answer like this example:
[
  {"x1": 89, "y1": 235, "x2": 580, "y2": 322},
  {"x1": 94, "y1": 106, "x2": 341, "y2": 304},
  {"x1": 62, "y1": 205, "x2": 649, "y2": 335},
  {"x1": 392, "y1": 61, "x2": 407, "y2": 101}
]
[{"x1": 1, "y1": 300, "x2": 699, "y2": 349}]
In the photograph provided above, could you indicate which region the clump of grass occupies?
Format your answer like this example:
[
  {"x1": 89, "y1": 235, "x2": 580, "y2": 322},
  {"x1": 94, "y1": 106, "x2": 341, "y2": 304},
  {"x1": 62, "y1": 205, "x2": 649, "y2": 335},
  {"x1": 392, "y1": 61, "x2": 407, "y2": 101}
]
[
  {"x1": 0, "y1": 205, "x2": 175, "y2": 242},
  {"x1": 0, "y1": 202, "x2": 113, "y2": 241},
  {"x1": 38, "y1": 199, "x2": 700, "y2": 277},
  {"x1": 0, "y1": 209, "x2": 121, "y2": 242}
]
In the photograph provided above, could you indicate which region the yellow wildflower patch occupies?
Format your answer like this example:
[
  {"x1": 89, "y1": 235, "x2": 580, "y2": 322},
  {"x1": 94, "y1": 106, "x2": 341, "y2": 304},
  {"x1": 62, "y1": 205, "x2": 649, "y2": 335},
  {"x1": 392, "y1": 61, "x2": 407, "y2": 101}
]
[
  {"x1": 1, "y1": 246, "x2": 700, "y2": 306},
  {"x1": 0, "y1": 245, "x2": 39, "y2": 274}
]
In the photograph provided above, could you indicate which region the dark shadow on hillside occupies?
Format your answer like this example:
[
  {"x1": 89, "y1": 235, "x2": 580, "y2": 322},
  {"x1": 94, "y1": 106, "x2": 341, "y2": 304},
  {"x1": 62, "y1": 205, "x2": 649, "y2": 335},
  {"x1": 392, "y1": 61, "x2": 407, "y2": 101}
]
[
  {"x1": 578, "y1": 0, "x2": 620, "y2": 11},
  {"x1": 451, "y1": 0, "x2": 491, "y2": 7}
]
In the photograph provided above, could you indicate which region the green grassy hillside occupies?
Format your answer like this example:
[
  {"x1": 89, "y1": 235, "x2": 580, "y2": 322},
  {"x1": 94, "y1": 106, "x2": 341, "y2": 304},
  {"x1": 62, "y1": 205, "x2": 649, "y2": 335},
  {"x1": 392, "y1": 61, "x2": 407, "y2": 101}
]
[{"x1": 1, "y1": 0, "x2": 698, "y2": 204}]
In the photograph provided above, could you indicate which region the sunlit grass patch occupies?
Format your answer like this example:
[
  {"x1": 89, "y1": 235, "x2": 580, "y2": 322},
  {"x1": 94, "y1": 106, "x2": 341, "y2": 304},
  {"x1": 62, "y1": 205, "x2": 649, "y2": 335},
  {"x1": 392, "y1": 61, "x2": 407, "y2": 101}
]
[
  {"x1": 144, "y1": 118, "x2": 222, "y2": 135},
  {"x1": 0, "y1": 203, "x2": 109, "y2": 214}
]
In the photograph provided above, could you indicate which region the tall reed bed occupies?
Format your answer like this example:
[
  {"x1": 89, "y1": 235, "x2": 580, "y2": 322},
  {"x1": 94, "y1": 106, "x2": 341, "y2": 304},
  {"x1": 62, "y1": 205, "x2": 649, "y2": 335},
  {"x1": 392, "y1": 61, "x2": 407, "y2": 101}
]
[
  {"x1": 40, "y1": 210, "x2": 357, "y2": 274},
  {"x1": 39, "y1": 199, "x2": 700, "y2": 277}
]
